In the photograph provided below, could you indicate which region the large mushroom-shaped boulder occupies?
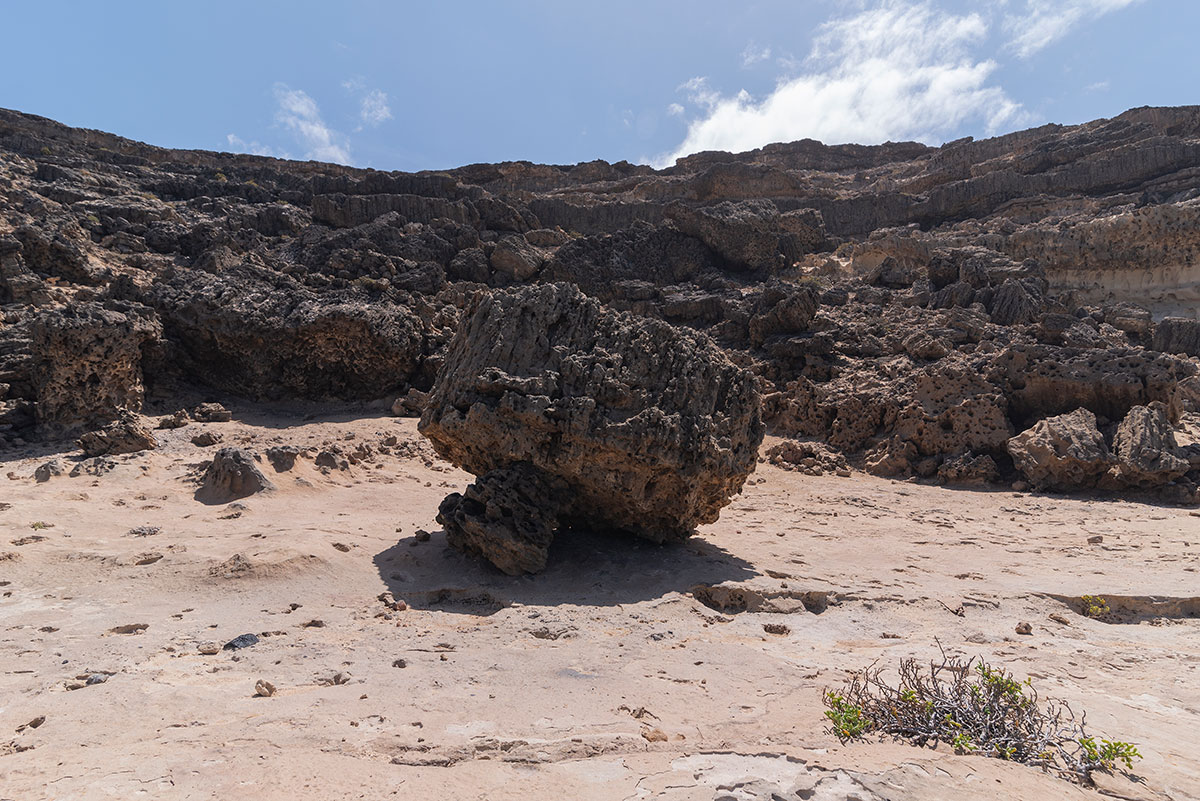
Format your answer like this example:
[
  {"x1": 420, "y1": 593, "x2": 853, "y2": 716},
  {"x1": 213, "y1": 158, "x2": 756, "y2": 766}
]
[{"x1": 419, "y1": 283, "x2": 763, "y2": 574}]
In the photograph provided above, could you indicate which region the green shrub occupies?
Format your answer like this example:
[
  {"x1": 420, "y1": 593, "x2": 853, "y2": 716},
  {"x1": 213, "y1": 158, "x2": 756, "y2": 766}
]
[{"x1": 822, "y1": 647, "x2": 1141, "y2": 784}]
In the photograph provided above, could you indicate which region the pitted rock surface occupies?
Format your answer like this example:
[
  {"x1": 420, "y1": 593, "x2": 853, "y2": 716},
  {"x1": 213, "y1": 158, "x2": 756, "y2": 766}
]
[
  {"x1": 195, "y1": 447, "x2": 274, "y2": 504},
  {"x1": 419, "y1": 283, "x2": 763, "y2": 571}
]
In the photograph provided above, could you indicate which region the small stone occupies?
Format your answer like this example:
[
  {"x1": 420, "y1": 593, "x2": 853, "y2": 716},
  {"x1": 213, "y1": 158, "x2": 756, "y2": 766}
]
[
  {"x1": 254, "y1": 679, "x2": 277, "y2": 697},
  {"x1": 302, "y1": 619, "x2": 325, "y2": 628},
  {"x1": 109, "y1": 623, "x2": 149, "y2": 635},
  {"x1": 762, "y1": 623, "x2": 790, "y2": 635},
  {"x1": 16, "y1": 715, "x2": 45, "y2": 732},
  {"x1": 191, "y1": 430, "x2": 223, "y2": 447},
  {"x1": 223, "y1": 633, "x2": 260, "y2": 650},
  {"x1": 331, "y1": 542, "x2": 351, "y2": 552},
  {"x1": 34, "y1": 459, "x2": 65, "y2": 483},
  {"x1": 392, "y1": 659, "x2": 407, "y2": 669},
  {"x1": 1015, "y1": 621, "x2": 1033, "y2": 635},
  {"x1": 641, "y1": 727, "x2": 669, "y2": 743},
  {"x1": 127, "y1": 525, "x2": 161, "y2": 537},
  {"x1": 1048, "y1": 613, "x2": 1071, "y2": 626},
  {"x1": 85, "y1": 673, "x2": 108, "y2": 685},
  {"x1": 198, "y1": 641, "x2": 221, "y2": 655},
  {"x1": 1087, "y1": 535, "x2": 1103, "y2": 545},
  {"x1": 133, "y1": 552, "x2": 163, "y2": 565},
  {"x1": 192, "y1": 402, "x2": 233, "y2": 423},
  {"x1": 414, "y1": 529, "x2": 431, "y2": 543}
]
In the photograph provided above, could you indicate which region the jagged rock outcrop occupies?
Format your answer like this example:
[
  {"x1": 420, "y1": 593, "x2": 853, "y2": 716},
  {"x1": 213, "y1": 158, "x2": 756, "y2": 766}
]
[
  {"x1": 0, "y1": 103, "x2": 1198, "y2": 505},
  {"x1": 667, "y1": 200, "x2": 824, "y2": 272},
  {"x1": 419, "y1": 283, "x2": 763, "y2": 573}
]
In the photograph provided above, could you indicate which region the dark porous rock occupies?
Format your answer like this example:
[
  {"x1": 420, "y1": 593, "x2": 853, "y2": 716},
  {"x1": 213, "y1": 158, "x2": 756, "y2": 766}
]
[
  {"x1": 748, "y1": 283, "x2": 818, "y2": 347},
  {"x1": 436, "y1": 462, "x2": 567, "y2": 575},
  {"x1": 157, "y1": 409, "x2": 191, "y2": 429},
  {"x1": 265, "y1": 445, "x2": 301, "y2": 472},
  {"x1": 937, "y1": 452, "x2": 1000, "y2": 485},
  {"x1": 488, "y1": 234, "x2": 545, "y2": 283},
  {"x1": 191, "y1": 430, "x2": 223, "y2": 447},
  {"x1": 1153, "y1": 317, "x2": 1200, "y2": 356},
  {"x1": 34, "y1": 458, "x2": 66, "y2": 482},
  {"x1": 668, "y1": 200, "x2": 824, "y2": 272},
  {"x1": 30, "y1": 302, "x2": 161, "y2": 432},
  {"x1": 390, "y1": 388, "x2": 428, "y2": 417},
  {"x1": 1112, "y1": 402, "x2": 1190, "y2": 487},
  {"x1": 77, "y1": 412, "x2": 158, "y2": 457},
  {"x1": 419, "y1": 282, "x2": 763, "y2": 573},
  {"x1": 1006, "y1": 408, "x2": 1112, "y2": 490},
  {"x1": 196, "y1": 447, "x2": 274, "y2": 504},
  {"x1": 192, "y1": 402, "x2": 232, "y2": 423}
]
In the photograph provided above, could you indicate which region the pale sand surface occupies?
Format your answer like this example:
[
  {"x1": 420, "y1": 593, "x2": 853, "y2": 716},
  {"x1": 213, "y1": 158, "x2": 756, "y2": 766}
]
[{"x1": 1, "y1": 410, "x2": 1197, "y2": 800}]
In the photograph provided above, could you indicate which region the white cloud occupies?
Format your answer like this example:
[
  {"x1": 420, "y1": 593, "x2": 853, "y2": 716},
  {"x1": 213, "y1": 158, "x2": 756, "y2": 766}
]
[
  {"x1": 667, "y1": 102, "x2": 685, "y2": 116},
  {"x1": 359, "y1": 89, "x2": 393, "y2": 127},
  {"x1": 657, "y1": 2, "x2": 1025, "y2": 166},
  {"x1": 225, "y1": 133, "x2": 282, "y2": 158},
  {"x1": 273, "y1": 84, "x2": 352, "y2": 164},
  {"x1": 1002, "y1": 0, "x2": 1141, "y2": 58},
  {"x1": 741, "y1": 42, "x2": 772, "y2": 68}
]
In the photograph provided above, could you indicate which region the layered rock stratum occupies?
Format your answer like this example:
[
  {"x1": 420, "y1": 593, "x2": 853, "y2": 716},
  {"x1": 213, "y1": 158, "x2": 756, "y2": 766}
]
[{"x1": 1, "y1": 105, "x2": 1199, "y2": 504}]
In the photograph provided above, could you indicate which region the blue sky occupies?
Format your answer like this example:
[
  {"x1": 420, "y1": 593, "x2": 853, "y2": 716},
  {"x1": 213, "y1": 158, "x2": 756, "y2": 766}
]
[{"x1": 1, "y1": 1, "x2": 1194, "y2": 170}]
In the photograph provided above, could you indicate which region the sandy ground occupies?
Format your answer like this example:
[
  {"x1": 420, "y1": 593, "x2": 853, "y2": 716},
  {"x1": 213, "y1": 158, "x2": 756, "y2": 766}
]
[{"x1": 1, "y1": 405, "x2": 1198, "y2": 800}]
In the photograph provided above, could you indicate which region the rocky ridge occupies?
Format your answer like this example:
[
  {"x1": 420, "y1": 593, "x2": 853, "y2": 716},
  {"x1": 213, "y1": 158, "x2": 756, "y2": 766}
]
[{"x1": 2, "y1": 105, "x2": 1200, "y2": 502}]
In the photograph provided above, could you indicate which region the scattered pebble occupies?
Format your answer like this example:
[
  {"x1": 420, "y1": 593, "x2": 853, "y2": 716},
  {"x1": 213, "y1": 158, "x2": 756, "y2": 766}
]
[
  {"x1": 109, "y1": 623, "x2": 149, "y2": 635},
  {"x1": 1015, "y1": 621, "x2": 1033, "y2": 635},
  {"x1": 15, "y1": 716, "x2": 45, "y2": 733},
  {"x1": 198, "y1": 642, "x2": 221, "y2": 655},
  {"x1": 254, "y1": 679, "x2": 277, "y2": 697},
  {"x1": 762, "y1": 623, "x2": 790, "y2": 636},
  {"x1": 641, "y1": 727, "x2": 668, "y2": 743},
  {"x1": 302, "y1": 619, "x2": 325, "y2": 628},
  {"x1": 223, "y1": 633, "x2": 260, "y2": 650}
]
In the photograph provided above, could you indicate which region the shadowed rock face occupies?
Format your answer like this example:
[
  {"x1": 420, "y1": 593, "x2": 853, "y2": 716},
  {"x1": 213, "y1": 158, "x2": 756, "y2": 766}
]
[
  {"x1": 420, "y1": 283, "x2": 763, "y2": 572},
  {"x1": 195, "y1": 447, "x2": 273, "y2": 504},
  {"x1": 0, "y1": 104, "x2": 1198, "y2": 504}
]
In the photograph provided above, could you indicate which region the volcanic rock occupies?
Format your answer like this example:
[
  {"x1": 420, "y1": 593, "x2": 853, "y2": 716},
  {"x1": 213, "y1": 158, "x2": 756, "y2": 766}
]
[
  {"x1": 77, "y1": 412, "x2": 158, "y2": 457},
  {"x1": 29, "y1": 302, "x2": 161, "y2": 433},
  {"x1": 195, "y1": 447, "x2": 274, "y2": 504},
  {"x1": 419, "y1": 283, "x2": 763, "y2": 573},
  {"x1": 1006, "y1": 408, "x2": 1112, "y2": 490},
  {"x1": 1112, "y1": 403, "x2": 1190, "y2": 486}
]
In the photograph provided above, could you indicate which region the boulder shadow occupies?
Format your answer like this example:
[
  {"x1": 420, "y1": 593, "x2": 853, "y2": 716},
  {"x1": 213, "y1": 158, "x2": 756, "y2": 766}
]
[{"x1": 373, "y1": 525, "x2": 758, "y2": 614}]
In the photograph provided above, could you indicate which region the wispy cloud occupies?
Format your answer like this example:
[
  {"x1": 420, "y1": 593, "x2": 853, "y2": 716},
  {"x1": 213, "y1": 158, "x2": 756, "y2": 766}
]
[
  {"x1": 1001, "y1": 0, "x2": 1141, "y2": 58},
  {"x1": 657, "y1": 1, "x2": 1025, "y2": 166},
  {"x1": 273, "y1": 84, "x2": 352, "y2": 164},
  {"x1": 741, "y1": 42, "x2": 772, "y2": 68},
  {"x1": 225, "y1": 133, "x2": 282, "y2": 158},
  {"x1": 359, "y1": 89, "x2": 393, "y2": 127}
]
